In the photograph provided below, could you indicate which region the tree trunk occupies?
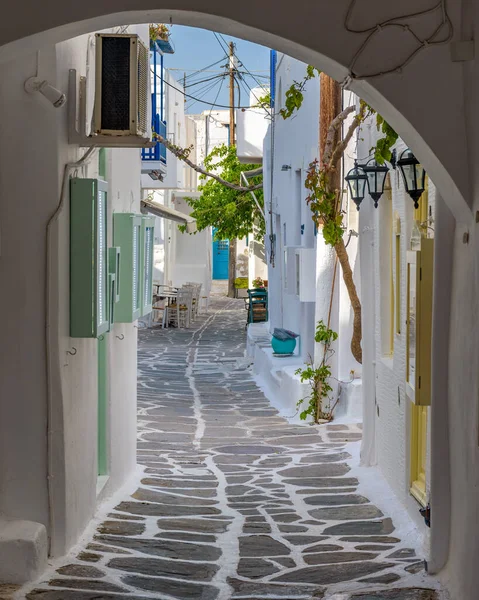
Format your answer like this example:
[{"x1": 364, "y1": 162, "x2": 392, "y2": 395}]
[
  {"x1": 334, "y1": 237, "x2": 362, "y2": 364},
  {"x1": 227, "y1": 238, "x2": 237, "y2": 298},
  {"x1": 320, "y1": 75, "x2": 342, "y2": 170},
  {"x1": 320, "y1": 74, "x2": 362, "y2": 364}
]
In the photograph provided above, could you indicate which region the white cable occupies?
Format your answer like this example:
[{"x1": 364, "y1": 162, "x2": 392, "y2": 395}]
[{"x1": 345, "y1": 0, "x2": 453, "y2": 80}]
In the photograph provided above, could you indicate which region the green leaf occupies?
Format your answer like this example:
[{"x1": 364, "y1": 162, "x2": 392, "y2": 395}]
[{"x1": 181, "y1": 144, "x2": 264, "y2": 240}]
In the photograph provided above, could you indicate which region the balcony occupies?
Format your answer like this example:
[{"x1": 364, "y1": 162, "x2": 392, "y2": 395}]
[{"x1": 141, "y1": 116, "x2": 167, "y2": 164}]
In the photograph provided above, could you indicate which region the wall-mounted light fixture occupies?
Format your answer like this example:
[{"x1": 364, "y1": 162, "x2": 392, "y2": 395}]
[
  {"x1": 24, "y1": 77, "x2": 66, "y2": 108},
  {"x1": 345, "y1": 161, "x2": 367, "y2": 210},
  {"x1": 397, "y1": 148, "x2": 426, "y2": 209},
  {"x1": 362, "y1": 158, "x2": 390, "y2": 208}
]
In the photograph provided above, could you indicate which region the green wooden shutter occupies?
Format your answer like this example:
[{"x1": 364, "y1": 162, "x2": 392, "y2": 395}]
[
  {"x1": 113, "y1": 213, "x2": 142, "y2": 322},
  {"x1": 140, "y1": 216, "x2": 155, "y2": 316},
  {"x1": 109, "y1": 247, "x2": 121, "y2": 304},
  {"x1": 70, "y1": 178, "x2": 109, "y2": 337}
]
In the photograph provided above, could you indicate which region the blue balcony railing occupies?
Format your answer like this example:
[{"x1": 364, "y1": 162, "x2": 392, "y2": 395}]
[{"x1": 142, "y1": 113, "x2": 167, "y2": 163}]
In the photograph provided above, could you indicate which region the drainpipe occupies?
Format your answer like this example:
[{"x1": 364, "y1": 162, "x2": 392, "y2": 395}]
[{"x1": 427, "y1": 192, "x2": 454, "y2": 573}]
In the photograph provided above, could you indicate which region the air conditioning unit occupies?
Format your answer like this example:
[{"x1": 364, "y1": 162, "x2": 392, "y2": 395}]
[
  {"x1": 94, "y1": 33, "x2": 148, "y2": 137},
  {"x1": 68, "y1": 34, "x2": 154, "y2": 148}
]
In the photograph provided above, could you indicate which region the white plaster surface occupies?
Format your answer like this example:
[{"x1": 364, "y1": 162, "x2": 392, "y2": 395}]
[
  {"x1": 1, "y1": 4, "x2": 479, "y2": 597},
  {"x1": 0, "y1": 25, "x2": 148, "y2": 569},
  {"x1": 358, "y1": 126, "x2": 435, "y2": 538},
  {"x1": 0, "y1": 519, "x2": 48, "y2": 584}
]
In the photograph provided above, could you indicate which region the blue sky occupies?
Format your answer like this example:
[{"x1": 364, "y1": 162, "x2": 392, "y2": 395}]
[{"x1": 162, "y1": 26, "x2": 271, "y2": 114}]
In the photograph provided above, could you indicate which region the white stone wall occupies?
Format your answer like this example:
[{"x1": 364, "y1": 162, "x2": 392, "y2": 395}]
[
  {"x1": 5, "y1": 5, "x2": 479, "y2": 598},
  {"x1": 0, "y1": 25, "x2": 148, "y2": 579},
  {"x1": 358, "y1": 121, "x2": 437, "y2": 540},
  {"x1": 264, "y1": 53, "x2": 320, "y2": 360},
  {"x1": 262, "y1": 55, "x2": 360, "y2": 420}
]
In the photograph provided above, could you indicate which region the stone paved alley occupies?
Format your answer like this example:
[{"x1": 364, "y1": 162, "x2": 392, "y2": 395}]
[{"x1": 23, "y1": 296, "x2": 441, "y2": 600}]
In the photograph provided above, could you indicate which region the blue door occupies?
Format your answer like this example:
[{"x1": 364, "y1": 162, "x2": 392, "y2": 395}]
[{"x1": 212, "y1": 229, "x2": 229, "y2": 280}]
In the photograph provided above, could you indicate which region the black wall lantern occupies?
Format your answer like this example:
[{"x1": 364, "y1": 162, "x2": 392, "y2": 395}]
[
  {"x1": 362, "y1": 158, "x2": 389, "y2": 208},
  {"x1": 397, "y1": 148, "x2": 426, "y2": 209},
  {"x1": 345, "y1": 161, "x2": 367, "y2": 210}
]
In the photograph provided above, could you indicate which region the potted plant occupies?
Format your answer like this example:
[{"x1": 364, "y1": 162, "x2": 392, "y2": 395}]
[
  {"x1": 235, "y1": 277, "x2": 249, "y2": 289},
  {"x1": 149, "y1": 23, "x2": 170, "y2": 43},
  {"x1": 252, "y1": 277, "x2": 265, "y2": 289},
  {"x1": 271, "y1": 328, "x2": 299, "y2": 355},
  {"x1": 149, "y1": 24, "x2": 175, "y2": 54}
]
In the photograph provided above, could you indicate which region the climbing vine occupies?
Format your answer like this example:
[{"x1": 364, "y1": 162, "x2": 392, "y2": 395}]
[
  {"x1": 279, "y1": 68, "x2": 400, "y2": 364},
  {"x1": 279, "y1": 66, "x2": 321, "y2": 119},
  {"x1": 295, "y1": 321, "x2": 338, "y2": 423},
  {"x1": 280, "y1": 66, "x2": 398, "y2": 163},
  {"x1": 373, "y1": 115, "x2": 399, "y2": 164}
]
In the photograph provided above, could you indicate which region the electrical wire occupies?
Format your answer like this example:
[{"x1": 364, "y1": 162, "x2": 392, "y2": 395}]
[
  {"x1": 151, "y1": 68, "x2": 256, "y2": 109},
  {"x1": 236, "y1": 56, "x2": 269, "y2": 92},
  {"x1": 213, "y1": 31, "x2": 230, "y2": 55},
  {"x1": 183, "y1": 57, "x2": 228, "y2": 81},
  {"x1": 187, "y1": 74, "x2": 226, "y2": 98},
  {"x1": 232, "y1": 47, "x2": 271, "y2": 115},
  {"x1": 185, "y1": 73, "x2": 228, "y2": 88},
  {"x1": 208, "y1": 70, "x2": 227, "y2": 119},
  {"x1": 344, "y1": 0, "x2": 453, "y2": 80},
  {"x1": 237, "y1": 73, "x2": 269, "y2": 111},
  {"x1": 186, "y1": 77, "x2": 226, "y2": 111}
]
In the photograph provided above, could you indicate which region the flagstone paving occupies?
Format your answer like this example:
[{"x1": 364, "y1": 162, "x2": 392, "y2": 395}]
[{"x1": 25, "y1": 295, "x2": 440, "y2": 600}]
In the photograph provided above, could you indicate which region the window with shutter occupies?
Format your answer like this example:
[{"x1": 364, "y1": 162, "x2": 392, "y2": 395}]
[
  {"x1": 113, "y1": 213, "x2": 143, "y2": 322},
  {"x1": 70, "y1": 178, "x2": 109, "y2": 338},
  {"x1": 140, "y1": 217, "x2": 155, "y2": 316}
]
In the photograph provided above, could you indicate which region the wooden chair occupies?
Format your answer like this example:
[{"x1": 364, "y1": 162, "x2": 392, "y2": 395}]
[
  {"x1": 184, "y1": 282, "x2": 202, "y2": 321},
  {"x1": 166, "y1": 289, "x2": 193, "y2": 328}
]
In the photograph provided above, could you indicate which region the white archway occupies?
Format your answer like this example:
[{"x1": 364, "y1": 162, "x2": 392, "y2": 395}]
[
  {"x1": 0, "y1": 2, "x2": 471, "y2": 223},
  {"x1": 0, "y1": 3, "x2": 475, "y2": 594}
]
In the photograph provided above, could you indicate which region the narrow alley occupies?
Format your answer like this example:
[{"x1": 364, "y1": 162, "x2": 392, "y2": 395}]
[{"x1": 24, "y1": 297, "x2": 440, "y2": 600}]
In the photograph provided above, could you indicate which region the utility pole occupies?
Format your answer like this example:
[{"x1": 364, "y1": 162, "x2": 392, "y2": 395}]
[
  {"x1": 229, "y1": 42, "x2": 235, "y2": 146},
  {"x1": 227, "y1": 41, "x2": 237, "y2": 298},
  {"x1": 183, "y1": 72, "x2": 186, "y2": 104}
]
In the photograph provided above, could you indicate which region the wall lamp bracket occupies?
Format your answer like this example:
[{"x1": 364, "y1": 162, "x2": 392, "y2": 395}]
[{"x1": 25, "y1": 77, "x2": 66, "y2": 108}]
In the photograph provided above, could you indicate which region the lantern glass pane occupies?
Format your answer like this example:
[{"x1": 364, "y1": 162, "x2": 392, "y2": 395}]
[
  {"x1": 367, "y1": 169, "x2": 386, "y2": 195},
  {"x1": 415, "y1": 163, "x2": 426, "y2": 192},
  {"x1": 402, "y1": 163, "x2": 416, "y2": 192},
  {"x1": 346, "y1": 167, "x2": 367, "y2": 200}
]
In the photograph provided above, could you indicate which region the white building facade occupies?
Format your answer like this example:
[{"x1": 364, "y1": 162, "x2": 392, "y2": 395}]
[
  {"x1": 0, "y1": 25, "x2": 151, "y2": 582},
  {"x1": 357, "y1": 122, "x2": 439, "y2": 550},
  {"x1": 250, "y1": 52, "x2": 361, "y2": 421},
  {"x1": 141, "y1": 65, "x2": 213, "y2": 297}
]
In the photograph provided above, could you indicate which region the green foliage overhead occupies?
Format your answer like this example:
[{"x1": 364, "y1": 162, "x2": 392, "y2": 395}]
[
  {"x1": 179, "y1": 144, "x2": 264, "y2": 240},
  {"x1": 304, "y1": 159, "x2": 345, "y2": 247},
  {"x1": 373, "y1": 114, "x2": 399, "y2": 164},
  {"x1": 279, "y1": 65, "x2": 321, "y2": 120},
  {"x1": 281, "y1": 68, "x2": 398, "y2": 166},
  {"x1": 254, "y1": 92, "x2": 271, "y2": 110}
]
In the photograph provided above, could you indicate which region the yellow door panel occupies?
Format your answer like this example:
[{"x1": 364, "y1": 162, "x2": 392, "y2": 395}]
[{"x1": 410, "y1": 403, "x2": 428, "y2": 506}]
